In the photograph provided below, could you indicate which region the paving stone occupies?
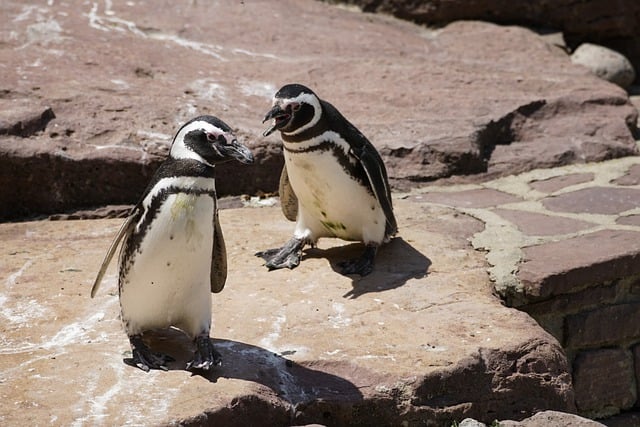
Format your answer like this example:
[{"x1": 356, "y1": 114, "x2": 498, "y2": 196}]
[
  {"x1": 565, "y1": 303, "x2": 640, "y2": 348},
  {"x1": 617, "y1": 214, "x2": 640, "y2": 227},
  {"x1": 572, "y1": 348, "x2": 636, "y2": 416},
  {"x1": 529, "y1": 173, "x2": 596, "y2": 194},
  {"x1": 415, "y1": 188, "x2": 522, "y2": 208},
  {"x1": 516, "y1": 230, "x2": 640, "y2": 302},
  {"x1": 612, "y1": 164, "x2": 640, "y2": 186},
  {"x1": 492, "y1": 208, "x2": 596, "y2": 236},
  {"x1": 542, "y1": 187, "x2": 640, "y2": 215}
]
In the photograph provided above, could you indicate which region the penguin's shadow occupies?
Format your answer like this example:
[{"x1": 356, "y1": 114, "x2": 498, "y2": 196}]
[
  {"x1": 133, "y1": 329, "x2": 363, "y2": 407},
  {"x1": 304, "y1": 237, "x2": 431, "y2": 299}
]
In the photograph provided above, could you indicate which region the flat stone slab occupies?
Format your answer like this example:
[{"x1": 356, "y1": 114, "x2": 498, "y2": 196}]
[
  {"x1": 542, "y1": 187, "x2": 640, "y2": 215},
  {"x1": 517, "y1": 229, "x2": 640, "y2": 300},
  {"x1": 0, "y1": 199, "x2": 572, "y2": 425}
]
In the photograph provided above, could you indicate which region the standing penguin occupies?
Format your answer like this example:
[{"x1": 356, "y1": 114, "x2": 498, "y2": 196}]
[
  {"x1": 257, "y1": 84, "x2": 397, "y2": 276},
  {"x1": 91, "y1": 115, "x2": 254, "y2": 372}
]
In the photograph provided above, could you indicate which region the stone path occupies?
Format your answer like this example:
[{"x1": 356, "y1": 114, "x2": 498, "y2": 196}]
[{"x1": 411, "y1": 153, "x2": 640, "y2": 420}]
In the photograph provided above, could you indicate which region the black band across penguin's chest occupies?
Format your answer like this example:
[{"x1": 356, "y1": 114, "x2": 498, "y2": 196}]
[
  {"x1": 283, "y1": 139, "x2": 369, "y2": 189},
  {"x1": 121, "y1": 185, "x2": 216, "y2": 280}
]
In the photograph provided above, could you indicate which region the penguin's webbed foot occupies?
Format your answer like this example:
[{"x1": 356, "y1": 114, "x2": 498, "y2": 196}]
[
  {"x1": 187, "y1": 335, "x2": 222, "y2": 371},
  {"x1": 127, "y1": 335, "x2": 175, "y2": 372},
  {"x1": 338, "y1": 244, "x2": 377, "y2": 276},
  {"x1": 255, "y1": 237, "x2": 306, "y2": 270}
]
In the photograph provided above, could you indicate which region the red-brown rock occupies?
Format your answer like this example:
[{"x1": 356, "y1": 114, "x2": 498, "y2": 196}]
[
  {"x1": 1, "y1": 1, "x2": 637, "y2": 220},
  {"x1": 324, "y1": 0, "x2": 640, "y2": 84},
  {"x1": 0, "y1": 200, "x2": 575, "y2": 425},
  {"x1": 517, "y1": 230, "x2": 640, "y2": 302},
  {"x1": 572, "y1": 349, "x2": 636, "y2": 417}
]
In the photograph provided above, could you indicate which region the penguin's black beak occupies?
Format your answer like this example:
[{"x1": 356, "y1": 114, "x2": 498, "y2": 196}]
[
  {"x1": 220, "y1": 138, "x2": 254, "y2": 164},
  {"x1": 262, "y1": 104, "x2": 289, "y2": 137}
]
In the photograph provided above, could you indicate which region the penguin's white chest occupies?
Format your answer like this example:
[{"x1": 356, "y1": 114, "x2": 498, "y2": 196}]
[
  {"x1": 284, "y1": 146, "x2": 386, "y2": 244},
  {"x1": 120, "y1": 192, "x2": 215, "y2": 337}
]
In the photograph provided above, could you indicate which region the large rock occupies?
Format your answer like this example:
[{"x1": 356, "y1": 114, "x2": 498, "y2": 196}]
[
  {"x1": 0, "y1": 198, "x2": 574, "y2": 425},
  {"x1": 0, "y1": 0, "x2": 638, "y2": 220},
  {"x1": 571, "y1": 43, "x2": 636, "y2": 89},
  {"x1": 324, "y1": 0, "x2": 640, "y2": 84}
]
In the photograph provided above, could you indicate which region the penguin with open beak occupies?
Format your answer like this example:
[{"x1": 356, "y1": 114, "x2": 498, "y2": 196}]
[{"x1": 257, "y1": 84, "x2": 397, "y2": 276}]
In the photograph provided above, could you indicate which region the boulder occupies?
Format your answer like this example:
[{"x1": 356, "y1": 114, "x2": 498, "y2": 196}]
[
  {"x1": 571, "y1": 43, "x2": 636, "y2": 89},
  {"x1": 0, "y1": 0, "x2": 637, "y2": 220}
]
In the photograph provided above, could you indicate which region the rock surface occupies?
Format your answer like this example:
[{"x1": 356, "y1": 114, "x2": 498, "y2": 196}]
[
  {"x1": 571, "y1": 43, "x2": 636, "y2": 89},
  {"x1": 1, "y1": 0, "x2": 638, "y2": 220},
  {"x1": 413, "y1": 154, "x2": 640, "y2": 421},
  {"x1": 3, "y1": 148, "x2": 640, "y2": 424},
  {"x1": 324, "y1": 0, "x2": 640, "y2": 85},
  {"x1": 0, "y1": 198, "x2": 574, "y2": 426},
  {"x1": 501, "y1": 410, "x2": 606, "y2": 426}
]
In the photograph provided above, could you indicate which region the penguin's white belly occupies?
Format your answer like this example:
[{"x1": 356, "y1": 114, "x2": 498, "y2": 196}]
[
  {"x1": 285, "y1": 150, "x2": 386, "y2": 244},
  {"x1": 120, "y1": 193, "x2": 214, "y2": 338}
]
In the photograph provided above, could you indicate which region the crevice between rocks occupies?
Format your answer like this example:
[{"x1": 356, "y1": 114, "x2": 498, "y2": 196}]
[{"x1": 475, "y1": 100, "x2": 548, "y2": 161}]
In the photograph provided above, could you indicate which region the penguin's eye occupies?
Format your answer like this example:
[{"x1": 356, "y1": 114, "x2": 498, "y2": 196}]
[
  {"x1": 290, "y1": 102, "x2": 301, "y2": 112},
  {"x1": 206, "y1": 132, "x2": 225, "y2": 144}
]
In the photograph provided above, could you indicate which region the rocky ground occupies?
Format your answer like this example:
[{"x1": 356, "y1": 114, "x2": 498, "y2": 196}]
[
  {"x1": 1, "y1": 0, "x2": 637, "y2": 220},
  {"x1": 1, "y1": 0, "x2": 640, "y2": 426}
]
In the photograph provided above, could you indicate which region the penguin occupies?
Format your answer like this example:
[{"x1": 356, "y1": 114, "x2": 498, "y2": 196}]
[
  {"x1": 257, "y1": 83, "x2": 397, "y2": 276},
  {"x1": 91, "y1": 115, "x2": 254, "y2": 372}
]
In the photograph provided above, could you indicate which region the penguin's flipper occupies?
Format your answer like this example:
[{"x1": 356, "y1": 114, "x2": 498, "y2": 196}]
[
  {"x1": 353, "y1": 144, "x2": 398, "y2": 236},
  {"x1": 278, "y1": 163, "x2": 298, "y2": 222},
  {"x1": 210, "y1": 211, "x2": 227, "y2": 293},
  {"x1": 90, "y1": 212, "x2": 137, "y2": 298}
]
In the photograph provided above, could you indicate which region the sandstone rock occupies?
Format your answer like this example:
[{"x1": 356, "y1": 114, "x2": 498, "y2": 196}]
[
  {"x1": 0, "y1": 199, "x2": 575, "y2": 425},
  {"x1": 566, "y1": 304, "x2": 640, "y2": 349},
  {"x1": 571, "y1": 43, "x2": 636, "y2": 89},
  {"x1": 1, "y1": 1, "x2": 638, "y2": 220},
  {"x1": 460, "y1": 419, "x2": 488, "y2": 427},
  {"x1": 517, "y1": 230, "x2": 640, "y2": 303},
  {"x1": 323, "y1": 0, "x2": 640, "y2": 84},
  {"x1": 0, "y1": 102, "x2": 55, "y2": 137},
  {"x1": 572, "y1": 349, "x2": 636, "y2": 417},
  {"x1": 409, "y1": 156, "x2": 640, "y2": 423},
  {"x1": 529, "y1": 173, "x2": 595, "y2": 194},
  {"x1": 500, "y1": 410, "x2": 606, "y2": 426},
  {"x1": 603, "y1": 412, "x2": 640, "y2": 427}
]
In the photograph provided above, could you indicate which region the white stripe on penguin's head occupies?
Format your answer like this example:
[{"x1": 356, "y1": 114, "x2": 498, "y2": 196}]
[
  {"x1": 170, "y1": 119, "x2": 226, "y2": 167},
  {"x1": 280, "y1": 92, "x2": 321, "y2": 136}
]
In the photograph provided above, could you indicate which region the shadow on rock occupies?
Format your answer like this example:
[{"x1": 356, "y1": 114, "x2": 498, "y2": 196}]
[
  {"x1": 133, "y1": 329, "x2": 364, "y2": 407},
  {"x1": 305, "y1": 237, "x2": 431, "y2": 299}
]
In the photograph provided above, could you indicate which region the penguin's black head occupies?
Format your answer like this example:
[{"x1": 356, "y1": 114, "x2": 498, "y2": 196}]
[
  {"x1": 262, "y1": 84, "x2": 321, "y2": 137},
  {"x1": 170, "y1": 115, "x2": 254, "y2": 166}
]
